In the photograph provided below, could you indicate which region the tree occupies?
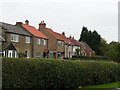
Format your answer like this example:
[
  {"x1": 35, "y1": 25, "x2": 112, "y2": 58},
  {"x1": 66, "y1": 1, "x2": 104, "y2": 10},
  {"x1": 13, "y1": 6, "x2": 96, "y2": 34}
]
[
  {"x1": 79, "y1": 27, "x2": 101, "y2": 55},
  {"x1": 75, "y1": 48, "x2": 81, "y2": 56},
  {"x1": 99, "y1": 38, "x2": 108, "y2": 56},
  {"x1": 79, "y1": 26, "x2": 88, "y2": 42},
  {"x1": 105, "y1": 41, "x2": 120, "y2": 62}
]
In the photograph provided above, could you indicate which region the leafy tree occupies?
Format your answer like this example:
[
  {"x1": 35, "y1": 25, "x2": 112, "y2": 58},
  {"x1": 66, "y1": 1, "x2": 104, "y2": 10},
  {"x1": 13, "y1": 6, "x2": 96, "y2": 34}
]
[
  {"x1": 79, "y1": 27, "x2": 101, "y2": 55},
  {"x1": 117, "y1": 43, "x2": 120, "y2": 61},
  {"x1": 79, "y1": 26, "x2": 88, "y2": 42},
  {"x1": 99, "y1": 38, "x2": 108, "y2": 56},
  {"x1": 105, "y1": 41, "x2": 120, "y2": 62},
  {"x1": 75, "y1": 48, "x2": 81, "y2": 56}
]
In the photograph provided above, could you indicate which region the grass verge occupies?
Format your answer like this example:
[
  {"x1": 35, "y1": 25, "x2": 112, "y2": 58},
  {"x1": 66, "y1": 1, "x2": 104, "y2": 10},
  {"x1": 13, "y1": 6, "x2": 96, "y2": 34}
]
[{"x1": 84, "y1": 81, "x2": 120, "y2": 88}]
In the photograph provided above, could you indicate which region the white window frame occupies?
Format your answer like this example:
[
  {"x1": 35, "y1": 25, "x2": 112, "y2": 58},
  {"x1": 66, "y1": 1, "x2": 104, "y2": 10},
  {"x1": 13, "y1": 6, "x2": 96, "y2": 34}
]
[
  {"x1": 44, "y1": 39, "x2": 47, "y2": 46},
  {"x1": 25, "y1": 36, "x2": 30, "y2": 44},
  {"x1": 37, "y1": 38, "x2": 41, "y2": 45},
  {"x1": 11, "y1": 34, "x2": 19, "y2": 42},
  {"x1": 58, "y1": 40, "x2": 61, "y2": 46},
  {"x1": 61, "y1": 41, "x2": 64, "y2": 46}
]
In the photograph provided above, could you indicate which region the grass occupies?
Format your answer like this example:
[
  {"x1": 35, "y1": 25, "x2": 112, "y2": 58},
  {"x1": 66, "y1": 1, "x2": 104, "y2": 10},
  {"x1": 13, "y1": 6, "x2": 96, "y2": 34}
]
[{"x1": 83, "y1": 81, "x2": 120, "y2": 88}]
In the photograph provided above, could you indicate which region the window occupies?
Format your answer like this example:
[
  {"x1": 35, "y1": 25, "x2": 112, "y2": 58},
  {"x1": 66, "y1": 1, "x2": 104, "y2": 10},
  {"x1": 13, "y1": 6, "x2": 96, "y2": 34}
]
[
  {"x1": 37, "y1": 38, "x2": 41, "y2": 45},
  {"x1": 11, "y1": 34, "x2": 19, "y2": 42},
  {"x1": 44, "y1": 39, "x2": 47, "y2": 45},
  {"x1": 25, "y1": 50, "x2": 30, "y2": 58},
  {"x1": 61, "y1": 41, "x2": 64, "y2": 46},
  {"x1": 25, "y1": 37, "x2": 30, "y2": 43},
  {"x1": 58, "y1": 40, "x2": 64, "y2": 46},
  {"x1": 36, "y1": 52, "x2": 40, "y2": 58},
  {"x1": 58, "y1": 41, "x2": 61, "y2": 46}
]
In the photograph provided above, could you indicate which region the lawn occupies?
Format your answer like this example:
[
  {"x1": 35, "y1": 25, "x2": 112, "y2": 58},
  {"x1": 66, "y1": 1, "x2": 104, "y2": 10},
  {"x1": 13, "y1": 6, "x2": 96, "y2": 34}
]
[{"x1": 83, "y1": 81, "x2": 120, "y2": 88}]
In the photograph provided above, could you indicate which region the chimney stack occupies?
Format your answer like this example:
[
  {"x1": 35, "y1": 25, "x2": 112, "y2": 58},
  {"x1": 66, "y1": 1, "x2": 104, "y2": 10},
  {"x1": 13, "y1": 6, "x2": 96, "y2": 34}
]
[
  {"x1": 39, "y1": 21, "x2": 46, "y2": 29},
  {"x1": 69, "y1": 35, "x2": 72, "y2": 39},
  {"x1": 72, "y1": 36, "x2": 74, "y2": 39},
  {"x1": 62, "y1": 32, "x2": 65, "y2": 36},
  {"x1": 25, "y1": 20, "x2": 29, "y2": 25},
  {"x1": 16, "y1": 22, "x2": 22, "y2": 27}
]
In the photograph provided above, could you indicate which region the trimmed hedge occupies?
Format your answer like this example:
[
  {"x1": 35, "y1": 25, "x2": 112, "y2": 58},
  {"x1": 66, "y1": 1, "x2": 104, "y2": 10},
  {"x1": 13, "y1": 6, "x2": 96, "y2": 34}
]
[
  {"x1": 2, "y1": 58, "x2": 119, "y2": 89},
  {"x1": 72, "y1": 55, "x2": 109, "y2": 60}
]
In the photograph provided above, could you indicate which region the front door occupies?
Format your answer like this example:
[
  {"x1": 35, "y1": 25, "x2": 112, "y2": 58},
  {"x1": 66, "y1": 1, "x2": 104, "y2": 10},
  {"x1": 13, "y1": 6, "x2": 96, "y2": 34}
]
[{"x1": 49, "y1": 51, "x2": 53, "y2": 58}]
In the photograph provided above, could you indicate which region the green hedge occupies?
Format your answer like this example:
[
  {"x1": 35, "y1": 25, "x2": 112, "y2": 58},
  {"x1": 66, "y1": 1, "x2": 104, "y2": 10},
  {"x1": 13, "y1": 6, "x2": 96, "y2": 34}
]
[
  {"x1": 2, "y1": 58, "x2": 119, "y2": 89},
  {"x1": 72, "y1": 55, "x2": 109, "y2": 60}
]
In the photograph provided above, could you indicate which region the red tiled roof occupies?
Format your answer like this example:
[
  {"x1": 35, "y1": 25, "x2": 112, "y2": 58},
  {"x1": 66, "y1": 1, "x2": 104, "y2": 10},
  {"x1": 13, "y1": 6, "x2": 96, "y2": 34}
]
[
  {"x1": 22, "y1": 24, "x2": 48, "y2": 39},
  {"x1": 46, "y1": 28, "x2": 72, "y2": 44},
  {"x1": 68, "y1": 38, "x2": 81, "y2": 46}
]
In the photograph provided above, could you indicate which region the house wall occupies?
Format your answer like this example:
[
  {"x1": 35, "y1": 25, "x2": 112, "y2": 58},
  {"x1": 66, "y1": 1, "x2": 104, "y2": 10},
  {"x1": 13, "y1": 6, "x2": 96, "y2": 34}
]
[
  {"x1": 65, "y1": 44, "x2": 72, "y2": 58},
  {"x1": 0, "y1": 28, "x2": 5, "y2": 39},
  {"x1": 72, "y1": 45, "x2": 80, "y2": 56},
  {"x1": 4, "y1": 33, "x2": 32, "y2": 58},
  {"x1": 40, "y1": 28, "x2": 57, "y2": 51},
  {"x1": 57, "y1": 40, "x2": 64, "y2": 52},
  {"x1": 39, "y1": 28, "x2": 65, "y2": 58},
  {"x1": 32, "y1": 37, "x2": 48, "y2": 58},
  {"x1": 65, "y1": 44, "x2": 68, "y2": 58},
  {"x1": 68, "y1": 45, "x2": 72, "y2": 58}
]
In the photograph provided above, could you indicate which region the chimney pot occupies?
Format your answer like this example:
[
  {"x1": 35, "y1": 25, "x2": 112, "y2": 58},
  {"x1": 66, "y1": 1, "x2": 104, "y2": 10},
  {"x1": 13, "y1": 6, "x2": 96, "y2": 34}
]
[
  {"x1": 25, "y1": 20, "x2": 29, "y2": 25},
  {"x1": 39, "y1": 21, "x2": 46, "y2": 29},
  {"x1": 62, "y1": 32, "x2": 65, "y2": 36}
]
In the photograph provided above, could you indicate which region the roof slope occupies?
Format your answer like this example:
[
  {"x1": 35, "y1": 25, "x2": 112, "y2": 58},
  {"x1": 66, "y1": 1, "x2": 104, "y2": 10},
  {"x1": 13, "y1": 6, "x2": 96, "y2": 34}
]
[
  {"x1": 46, "y1": 28, "x2": 72, "y2": 44},
  {"x1": 1, "y1": 42, "x2": 17, "y2": 50},
  {"x1": 80, "y1": 41, "x2": 93, "y2": 52},
  {"x1": 0, "y1": 22, "x2": 32, "y2": 36},
  {"x1": 0, "y1": 36, "x2": 5, "y2": 42},
  {"x1": 22, "y1": 24, "x2": 48, "y2": 39},
  {"x1": 68, "y1": 38, "x2": 81, "y2": 46}
]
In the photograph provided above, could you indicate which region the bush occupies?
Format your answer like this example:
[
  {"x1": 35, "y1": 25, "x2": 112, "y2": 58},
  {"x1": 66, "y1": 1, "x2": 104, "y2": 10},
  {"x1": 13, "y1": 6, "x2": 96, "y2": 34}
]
[
  {"x1": 72, "y1": 55, "x2": 109, "y2": 61},
  {"x1": 2, "y1": 58, "x2": 119, "y2": 89},
  {"x1": 105, "y1": 42, "x2": 120, "y2": 63}
]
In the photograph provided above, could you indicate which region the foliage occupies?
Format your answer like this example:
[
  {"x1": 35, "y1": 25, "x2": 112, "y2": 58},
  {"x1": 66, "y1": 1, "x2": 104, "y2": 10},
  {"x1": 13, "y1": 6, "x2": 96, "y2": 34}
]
[
  {"x1": 2, "y1": 58, "x2": 119, "y2": 89},
  {"x1": 18, "y1": 52, "x2": 26, "y2": 58},
  {"x1": 72, "y1": 55, "x2": 109, "y2": 61},
  {"x1": 75, "y1": 48, "x2": 81, "y2": 56},
  {"x1": 99, "y1": 38, "x2": 108, "y2": 56},
  {"x1": 79, "y1": 26, "x2": 101, "y2": 55},
  {"x1": 105, "y1": 41, "x2": 120, "y2": 62}
]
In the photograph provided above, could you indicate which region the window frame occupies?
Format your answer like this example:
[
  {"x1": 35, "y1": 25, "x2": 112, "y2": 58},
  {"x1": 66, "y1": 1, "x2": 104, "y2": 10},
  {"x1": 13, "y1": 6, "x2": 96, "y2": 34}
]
[
  {"x1": 37, "y1": 38, "x2": 41, "y2": 45},
  {"x1": 44, "y1": 39, "x2": 47, "y2": 46},
  {"x1": 11, "y1": 34, "x2": 19, "y2": 42},
  {"x1": 25, "y1": 36, "x2": 30, "y2": 44}
]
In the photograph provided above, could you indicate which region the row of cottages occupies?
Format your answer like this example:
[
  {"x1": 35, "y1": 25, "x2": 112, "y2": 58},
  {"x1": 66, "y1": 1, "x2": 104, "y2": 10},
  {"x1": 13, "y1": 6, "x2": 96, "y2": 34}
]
[
  {"x1": 0, "y1": 20, "x2": 94, "y2": 58},
  {"x1": 38, "y1": 21, "x2": 94, "y2": 58},
  {"x1": 0, "y1": 21, "x2": 48, "y2": 58}
]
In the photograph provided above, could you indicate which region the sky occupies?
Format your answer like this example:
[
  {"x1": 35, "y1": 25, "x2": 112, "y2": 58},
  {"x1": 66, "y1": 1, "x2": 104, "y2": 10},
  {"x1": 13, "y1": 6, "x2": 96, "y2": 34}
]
[{"x1": 0, "y1": 0, "x2": 119, "y2": 43}]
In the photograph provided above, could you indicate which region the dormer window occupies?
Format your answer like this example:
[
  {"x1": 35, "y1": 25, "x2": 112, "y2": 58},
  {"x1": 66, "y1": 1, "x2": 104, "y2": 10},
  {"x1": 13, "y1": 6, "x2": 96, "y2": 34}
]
[{"x1": 11, "y1": 34, "x2": 19, "y2": 42}]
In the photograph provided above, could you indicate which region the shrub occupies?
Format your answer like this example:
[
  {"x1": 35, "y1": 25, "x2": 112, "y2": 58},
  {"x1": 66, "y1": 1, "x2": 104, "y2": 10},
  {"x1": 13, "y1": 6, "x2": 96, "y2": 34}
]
[
  {"x1": 2, "y1": 58, "x2": 119, "y2": 89},
  {"x1": 72, "y1": 55, "x2": 109, "y2": 61}
]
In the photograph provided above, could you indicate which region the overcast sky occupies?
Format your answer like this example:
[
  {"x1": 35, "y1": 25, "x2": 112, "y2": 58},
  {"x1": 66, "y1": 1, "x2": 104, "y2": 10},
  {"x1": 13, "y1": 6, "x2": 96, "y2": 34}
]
[{"x1": 0, "y1": 0, "x2": 119, "y2": 43}]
